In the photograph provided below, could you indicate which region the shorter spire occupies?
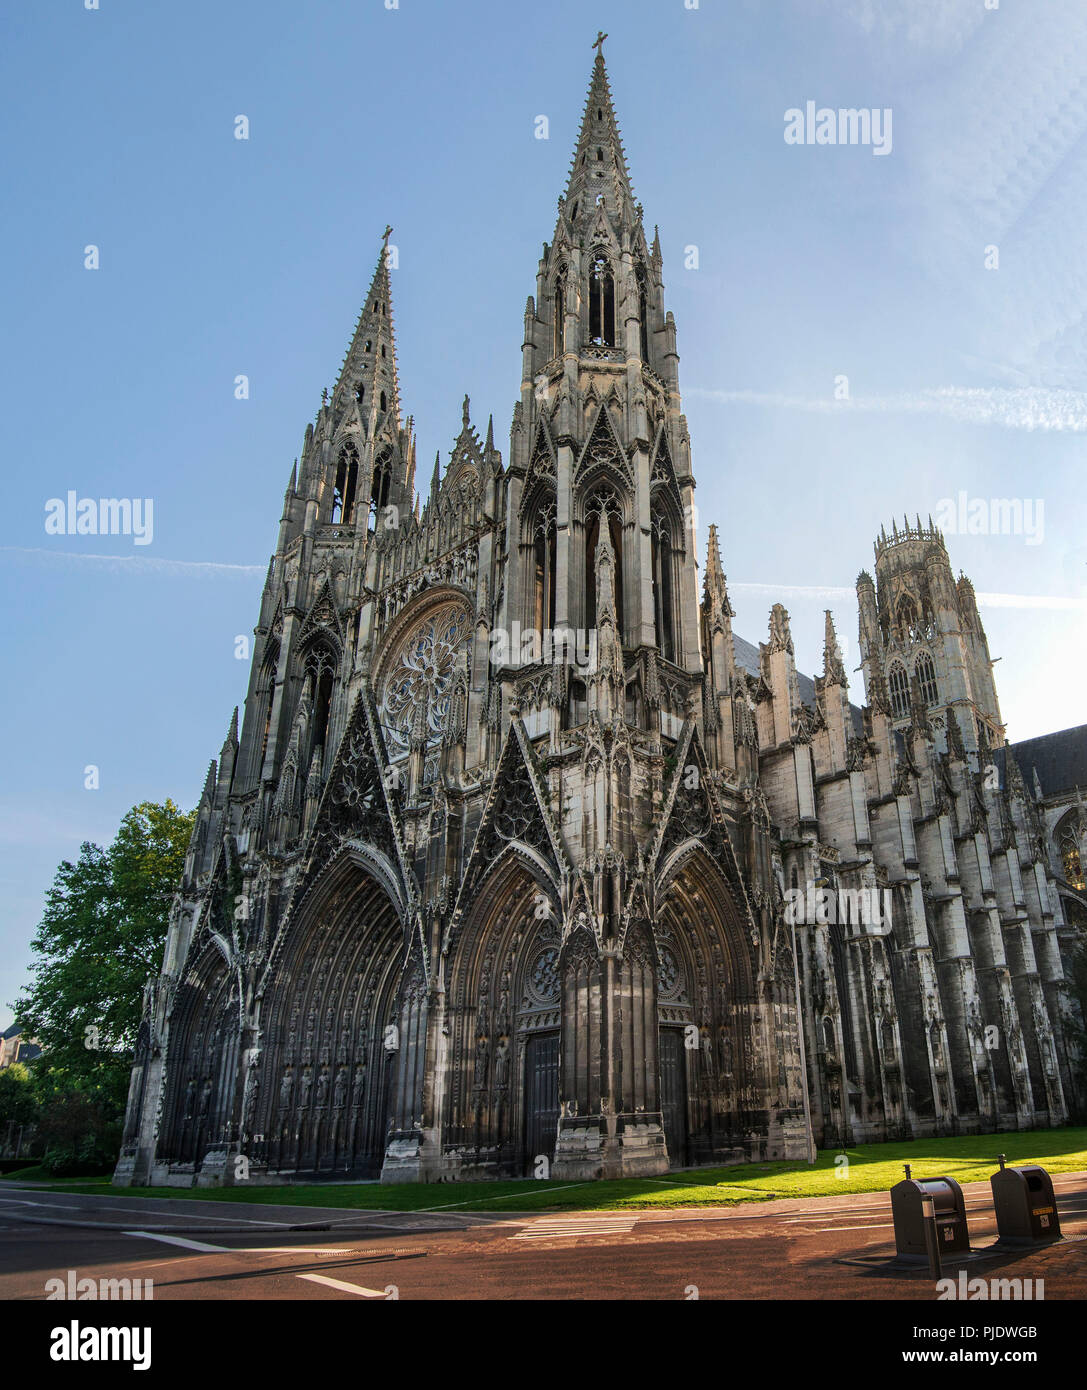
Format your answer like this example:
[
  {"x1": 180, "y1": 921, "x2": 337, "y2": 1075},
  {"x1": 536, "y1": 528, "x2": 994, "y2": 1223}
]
[
  {"x1": 823, "y1": 610, "x2": 847, "y2": 686},
  {"x1": 703, "y1": 525, "x2": 733, "y2": 615}
]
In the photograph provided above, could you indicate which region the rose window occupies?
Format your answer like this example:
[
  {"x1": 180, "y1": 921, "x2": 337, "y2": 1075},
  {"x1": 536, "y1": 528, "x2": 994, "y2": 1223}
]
[
  {"x1": 657, "y1": 946, "x2": 684, "y2": 1001},
  {"x1": 527, "y1": 947, "x2": 560, "y2": 1005},
  {"x1": 379, "y1": 603, "x2": 470, "y2": 760}
]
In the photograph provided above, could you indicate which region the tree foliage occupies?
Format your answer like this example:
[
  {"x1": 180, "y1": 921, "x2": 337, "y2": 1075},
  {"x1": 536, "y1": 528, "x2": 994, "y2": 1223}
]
[
  {"x1": 12, "y1": 800, "x2": 194, "y2": 1124},
  {"x1": 0, "y1": 1063, "x2": 38, "y2": 1132}
]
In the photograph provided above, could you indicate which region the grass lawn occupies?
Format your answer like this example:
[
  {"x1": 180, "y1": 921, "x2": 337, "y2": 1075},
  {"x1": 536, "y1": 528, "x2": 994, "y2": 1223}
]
[{"x1": 9, "y1": 1126, "x2": 1085, "y2": 1213}]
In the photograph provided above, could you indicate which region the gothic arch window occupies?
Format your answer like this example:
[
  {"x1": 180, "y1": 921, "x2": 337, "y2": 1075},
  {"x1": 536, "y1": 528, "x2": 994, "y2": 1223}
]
[
  {"x1": 553, "y1": 270, "x2": 566, "y2": 357},
  {"x1": 529, "y1": 498, "x2": 557, "y2": 636},
  {"x1": 1057, "y1": 815, "x2": 1084, "y2": 889},
  {"x1": 895, "y1": 595, "x2": 921, "y2": 643},
  {"x1": 584, "y1": 489, "x2": 624, "y2": 639},
  {"x1": 588, "y1": 251, "x2": 616, "y2": 346},
  {"x1": 380, "y1": 390, "x2": 388, "y2": 412},
  {"x1": 369, "y1": 453, "x2": 391, "y2": 531},
  {"x1": 364, "y1": 340, "x2": 372, "y2": 352},
  {"x1": 568, "y1": 678, "x2": 587, "y2": 728},
  {"x1": 636, "y1": 262, "x2": 650, "y2": 362},
  {"x1": 915, "y1": 651, "x2": 938, "y2": 707},
  {"x1": 888, "y1": 662, "x2": 910, "y2": 720},
  {"x1": 257, "y1": 639, "x2": 280, "y2": 775},
  {"x1": 822, "y1": 1017, "x2": 835, "y2": 1054},
  {"x1": 303, "y1": 642, "x2": 338, "y2": 768},
  {"x1": 652, "y1": 519, "x2": 676, "y2": 664},
  {"x1": 331, "y1": 447, "x2": 359, "y2": 526},
  {"x1": 355, "y1": 382, "x2": 365, "y2": 406},
  {"x1": 380, "y1": 345, "x2": 386, "y2": 358}
]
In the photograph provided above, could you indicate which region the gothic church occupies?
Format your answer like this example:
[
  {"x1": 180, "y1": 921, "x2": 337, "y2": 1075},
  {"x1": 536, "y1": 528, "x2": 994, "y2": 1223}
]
[{"x1": 116, "y1": 46, "x2": 1086, "y2": 1187}]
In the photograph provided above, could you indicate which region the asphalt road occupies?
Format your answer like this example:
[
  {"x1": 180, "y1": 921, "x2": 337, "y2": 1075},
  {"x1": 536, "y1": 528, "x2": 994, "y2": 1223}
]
[{"x1": 1, "y1": 1172, "x2": 1084, "y2": 1301}]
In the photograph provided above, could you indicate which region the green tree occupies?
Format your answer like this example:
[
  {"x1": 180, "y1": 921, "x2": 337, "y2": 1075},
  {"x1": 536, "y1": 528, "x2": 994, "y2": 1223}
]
[
  {"x1": 13, "y1": 800, "x2": 194, "y2": 1129},
  {"x1": 0, "y1": 1063, "x2": 39, "y2": 1134}
]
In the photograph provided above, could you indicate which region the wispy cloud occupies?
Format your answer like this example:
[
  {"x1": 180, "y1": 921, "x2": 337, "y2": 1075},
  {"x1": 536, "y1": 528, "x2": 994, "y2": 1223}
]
[
  {"x1": 687, "y1": 386, "x2": 1087, "y2": 431},
  {"x1": 0, "y1": 548, "x2": 264, "y2": 579},
  {"x1": 730, "y1": 581, "x2": 854, "y2": 602},
  {"x1": 730, "y1": 580, "x2": 1085, "y2": 613},
  {"x1": 808, "y1": 0, "x2": 984, "y2": 57}
]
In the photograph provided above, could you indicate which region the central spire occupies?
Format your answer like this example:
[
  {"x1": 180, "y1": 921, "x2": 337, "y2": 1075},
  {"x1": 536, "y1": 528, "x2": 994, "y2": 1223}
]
[
  {"x1": 333, "y1": 229, "x2": 401, "y2": 430},
  {"x1": 559, "y1": 40, "x2": 639, "y2": 234}
]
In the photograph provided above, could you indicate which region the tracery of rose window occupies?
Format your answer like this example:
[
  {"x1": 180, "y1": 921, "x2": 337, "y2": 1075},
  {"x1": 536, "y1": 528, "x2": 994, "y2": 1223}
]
[{"x1": 378, "y1": 603, "x2": 470, "y2": 760}]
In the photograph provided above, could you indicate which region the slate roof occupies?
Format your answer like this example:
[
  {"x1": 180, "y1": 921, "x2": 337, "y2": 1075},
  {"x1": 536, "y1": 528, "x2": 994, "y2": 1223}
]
[
  {"x1": 997, "y1": 724, "x2": 1087, "y2": 799},
  {"x1": 733, "y1": 632, "x2": 865, "y2": 735}
]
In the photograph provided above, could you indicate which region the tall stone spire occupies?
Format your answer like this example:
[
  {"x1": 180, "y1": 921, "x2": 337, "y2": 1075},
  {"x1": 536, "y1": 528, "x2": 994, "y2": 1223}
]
[
  {"x1": 332, "y1": 227, "x2": 401, "y2": 427},
  {"x1": 559, "y1": 37, "x2": 640, "y2": 234}
]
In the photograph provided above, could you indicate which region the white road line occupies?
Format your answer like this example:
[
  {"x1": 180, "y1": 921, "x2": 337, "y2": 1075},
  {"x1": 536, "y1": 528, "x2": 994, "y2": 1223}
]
[
  {"x1": 122, "y1": 1231, "x2": 361, "y2": 1255},
  {"x1": 297, "y1": 1273, "x2": 387, "y2": 1297},
  {"x1": 123, "y1": 1231, "x2": 227, "y2": 1252}
]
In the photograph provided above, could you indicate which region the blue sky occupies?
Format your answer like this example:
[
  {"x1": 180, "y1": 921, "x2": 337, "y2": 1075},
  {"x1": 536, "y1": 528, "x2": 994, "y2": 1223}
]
[{"x1": 2, "y1": 0, "x2": 1085, "y2": 1028}]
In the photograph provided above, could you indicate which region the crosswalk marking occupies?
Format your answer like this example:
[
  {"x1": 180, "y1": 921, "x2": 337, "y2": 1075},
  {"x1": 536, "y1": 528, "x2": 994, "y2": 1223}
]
[{"x1": 512, "y1": 1214, "x2": 638, "y2": 1241}]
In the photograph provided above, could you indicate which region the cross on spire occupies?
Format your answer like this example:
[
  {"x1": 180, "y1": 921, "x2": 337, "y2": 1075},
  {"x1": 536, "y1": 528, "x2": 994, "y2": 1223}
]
[
  {"x1": 593, "y1": 30, "x2": 607, "y2": 56},
  {"x1": 382, "y1": 224, "x2": 393, "y2": 244}
]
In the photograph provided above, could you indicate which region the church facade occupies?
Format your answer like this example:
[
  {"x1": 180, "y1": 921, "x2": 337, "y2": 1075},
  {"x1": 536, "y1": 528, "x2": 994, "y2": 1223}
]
[{"x1": 115, "y1": 48, "x2": 1086, "y2": 1188}]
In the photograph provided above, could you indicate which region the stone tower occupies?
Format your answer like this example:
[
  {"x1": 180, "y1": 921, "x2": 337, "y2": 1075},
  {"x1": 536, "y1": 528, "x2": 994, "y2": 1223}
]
[{"x1": 857, "y1": 518, "x2": 1003, "y2": 758}]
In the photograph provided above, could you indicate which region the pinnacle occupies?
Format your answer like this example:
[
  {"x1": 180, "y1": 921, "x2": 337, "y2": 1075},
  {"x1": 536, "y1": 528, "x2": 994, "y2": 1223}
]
[
  {"x1": 823, "y1": 609, "x2": 845, "y2": 674},
  {"x1": 704, "y1": 525, "x2": 726, "y2": 592}
]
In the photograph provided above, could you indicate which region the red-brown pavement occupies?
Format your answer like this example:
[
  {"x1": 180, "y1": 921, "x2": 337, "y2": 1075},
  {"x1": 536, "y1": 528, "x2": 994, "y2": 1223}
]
[{"x1": 0, "y1": 1171, "x2": 1083, "y2": 1300}]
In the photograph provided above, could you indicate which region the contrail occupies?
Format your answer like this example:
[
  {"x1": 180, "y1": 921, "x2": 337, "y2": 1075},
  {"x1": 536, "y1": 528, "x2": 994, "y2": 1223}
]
[
  {"x1": 0, "y1": 547, "x2": 265, "y2": 579},
  {"x1": 688, "y1": 386, "x2": 1087, "y2": 431}
]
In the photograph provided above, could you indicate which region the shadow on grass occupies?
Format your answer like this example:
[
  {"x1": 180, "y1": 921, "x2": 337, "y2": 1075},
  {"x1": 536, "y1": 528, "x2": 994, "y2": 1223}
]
[{"x1": 9, "y1": 1126, "x2": 1085, "y2": 1213}]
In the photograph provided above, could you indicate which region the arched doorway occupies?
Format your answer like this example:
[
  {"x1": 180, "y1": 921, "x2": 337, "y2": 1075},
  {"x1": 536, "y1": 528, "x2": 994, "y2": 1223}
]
[
  {"x1": 256, "y1": 856, "x2": 405, "y2": 1178},
  {"x1": 655, "y1": 848, "x2": 762, "y2": 1167},
  {"x1": 444, "y1": 852, "x2": 562, "y2": 1178},
  {"x1": 158, "y1": 943, "x2": 240, "y2": 1170}
]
